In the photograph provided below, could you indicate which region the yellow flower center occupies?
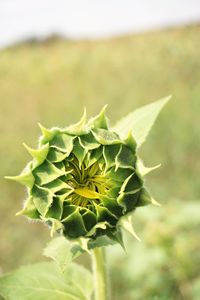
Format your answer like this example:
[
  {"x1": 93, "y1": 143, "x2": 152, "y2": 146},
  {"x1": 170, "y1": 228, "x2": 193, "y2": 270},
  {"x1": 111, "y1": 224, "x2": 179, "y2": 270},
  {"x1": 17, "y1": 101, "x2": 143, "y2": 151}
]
[{"x1": 66, "y1": 157, "x2": 111, "y2": 207}]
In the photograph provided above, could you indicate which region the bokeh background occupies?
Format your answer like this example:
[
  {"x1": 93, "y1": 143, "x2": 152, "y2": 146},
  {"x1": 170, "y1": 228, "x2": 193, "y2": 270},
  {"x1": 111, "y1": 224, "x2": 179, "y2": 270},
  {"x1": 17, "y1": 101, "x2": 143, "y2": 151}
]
[{"x1": 0, "y1": 1, "x2": 200, "y2": 299}]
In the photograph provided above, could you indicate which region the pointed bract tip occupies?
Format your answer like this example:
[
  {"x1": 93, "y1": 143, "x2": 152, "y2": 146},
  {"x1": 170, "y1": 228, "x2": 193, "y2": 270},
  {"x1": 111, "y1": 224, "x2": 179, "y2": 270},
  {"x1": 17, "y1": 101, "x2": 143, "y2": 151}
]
[
  {"x1": 132, "y1": 232, "x2": 141, "y2": 242},
  {"x1": 161, "y1": 95, "x2": 172, "y2": 105},
  {"x1": 38, "y1": 122, "x2": 50, "y2": 134},
  {"x1": 5, "y1": 170, "x2": 34, "y2": 188},
  {"x1": 82, "y1": 107, "x2": 87, "y2": 119},
  {"x1": 22, "y1": 142, "x2": 31, "y2": 152},
  {"x1": 4, "y1": 175, "x2": 13, "y2": 180},
  {"x1": 98, "y1": 104, "x2": 108, "y2": 117},
  {"x1": 38, "y1": 122, "x2": 47, "y2": 135},
  {"x1": 37, "y1": 122, "x2": 43, "y2": 130},
  {"x1": 119, "y1": 214, "x2": 142, "y2": 242},
  {"x1": 125, "y1": 131, "x2": 137, "y2": 151},
  {"x1": 167, "y1": 94, "x2": 172, "y2": 100},
  {"x1": 102, "y1": 104, "x2": 108, "y2": 111},
  {"x1": 16, "y1": 210, "x2": 23, "y2": 216},
  {"x1": 119, "y1": 238, "x2": 126, "y2": 253},
  {"x1": 152, "y1": 198, "x2": 162, "y2": 207}
]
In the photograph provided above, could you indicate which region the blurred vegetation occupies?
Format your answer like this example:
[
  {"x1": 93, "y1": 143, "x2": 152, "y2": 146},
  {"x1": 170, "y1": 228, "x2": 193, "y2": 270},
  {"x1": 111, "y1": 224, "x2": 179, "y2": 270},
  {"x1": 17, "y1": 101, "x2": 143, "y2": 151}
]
[
  {"x1": 108, "y1": 201, "x2": 200, "y2": 300},
  {"x1": 0, "y1": 25, "x2": 199, "y2": 299}
]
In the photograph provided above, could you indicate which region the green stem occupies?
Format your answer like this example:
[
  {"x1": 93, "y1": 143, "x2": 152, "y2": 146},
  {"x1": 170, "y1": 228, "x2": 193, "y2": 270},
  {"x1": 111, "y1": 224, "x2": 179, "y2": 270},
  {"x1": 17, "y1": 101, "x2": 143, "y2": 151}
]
[{"x1": 92, "y1": 247, "x2": 110, "y2": 300}]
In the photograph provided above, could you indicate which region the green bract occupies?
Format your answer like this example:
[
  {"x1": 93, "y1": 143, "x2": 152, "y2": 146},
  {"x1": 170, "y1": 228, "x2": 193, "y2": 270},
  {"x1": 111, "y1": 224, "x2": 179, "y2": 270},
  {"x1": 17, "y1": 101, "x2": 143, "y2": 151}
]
[{"x1": 7, "y1": 100, "x2": 170, "y2": 247}]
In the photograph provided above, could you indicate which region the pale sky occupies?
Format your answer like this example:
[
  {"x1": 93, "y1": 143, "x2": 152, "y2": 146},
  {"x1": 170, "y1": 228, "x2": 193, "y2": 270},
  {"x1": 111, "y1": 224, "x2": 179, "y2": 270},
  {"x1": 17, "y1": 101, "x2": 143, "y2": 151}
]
[{"x1": 0, "y1": 0, "x2": 200, "y2": 48}]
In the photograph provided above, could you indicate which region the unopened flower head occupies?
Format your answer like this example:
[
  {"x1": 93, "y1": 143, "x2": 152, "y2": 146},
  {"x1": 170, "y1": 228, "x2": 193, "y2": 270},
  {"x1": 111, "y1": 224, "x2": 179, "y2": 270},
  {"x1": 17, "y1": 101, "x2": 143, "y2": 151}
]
[{"x1": 7, "y1": 107, "x2": 153, "y2": 243}]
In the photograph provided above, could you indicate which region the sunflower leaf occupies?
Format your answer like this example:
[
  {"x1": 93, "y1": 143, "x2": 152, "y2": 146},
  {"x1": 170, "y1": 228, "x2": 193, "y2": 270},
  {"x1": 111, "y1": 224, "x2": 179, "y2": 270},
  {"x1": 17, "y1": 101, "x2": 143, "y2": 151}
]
[
  {"x1": 112, "y1": 96, "x2": 171, "y2": 147},
  {"x1": 0, "y1": 262, "x2": 93, "y2": 300}
]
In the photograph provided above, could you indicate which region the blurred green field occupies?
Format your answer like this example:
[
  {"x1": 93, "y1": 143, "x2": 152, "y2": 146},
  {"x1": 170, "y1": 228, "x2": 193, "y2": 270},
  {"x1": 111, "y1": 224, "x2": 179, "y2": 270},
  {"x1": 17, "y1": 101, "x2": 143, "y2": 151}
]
[{"x1": 0, "y1": 25, "x2": 200, "y2": 299}]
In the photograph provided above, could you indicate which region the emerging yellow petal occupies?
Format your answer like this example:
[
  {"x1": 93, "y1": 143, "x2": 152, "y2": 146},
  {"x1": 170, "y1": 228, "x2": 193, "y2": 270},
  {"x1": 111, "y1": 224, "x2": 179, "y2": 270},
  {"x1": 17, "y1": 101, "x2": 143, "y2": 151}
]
[{"x1": 74, "y1": 188, "x2": 101, "y2": 199}]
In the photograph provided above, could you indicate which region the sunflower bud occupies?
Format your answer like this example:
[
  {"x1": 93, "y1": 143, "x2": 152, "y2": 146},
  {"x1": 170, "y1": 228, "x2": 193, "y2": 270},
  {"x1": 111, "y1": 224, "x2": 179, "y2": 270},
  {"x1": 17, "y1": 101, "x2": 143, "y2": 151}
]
[{"x1": 6, "y1": 106, "x2": 154, "y2": 244}]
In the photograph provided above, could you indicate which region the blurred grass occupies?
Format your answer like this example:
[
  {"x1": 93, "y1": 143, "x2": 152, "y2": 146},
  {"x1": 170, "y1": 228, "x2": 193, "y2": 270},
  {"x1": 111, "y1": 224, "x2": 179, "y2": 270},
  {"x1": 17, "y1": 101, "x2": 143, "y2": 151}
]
[{"x1": 0, "y1": 24, "x2": 200, "y2": 299}]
